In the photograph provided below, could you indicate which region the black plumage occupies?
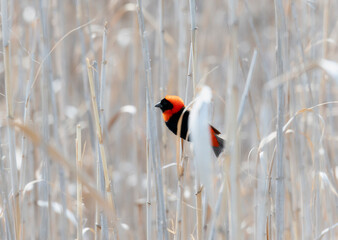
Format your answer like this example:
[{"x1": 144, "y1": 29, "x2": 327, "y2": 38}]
[{"x1": 165, "y1": 108, "x2": 190, "y2": 141}]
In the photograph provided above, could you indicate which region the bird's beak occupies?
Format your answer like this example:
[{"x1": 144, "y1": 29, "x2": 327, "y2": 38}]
[{"x1": 154, "y1": 102, "x2": 162, "y2": 108}]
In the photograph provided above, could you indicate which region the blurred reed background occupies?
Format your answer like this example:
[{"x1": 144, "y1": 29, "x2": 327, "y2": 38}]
[{"x1": 0, "y1": 0, "x2": 337, "y2": 239}]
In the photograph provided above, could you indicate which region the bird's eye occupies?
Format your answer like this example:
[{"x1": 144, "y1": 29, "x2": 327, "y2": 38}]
[{"x1": 160, "y1": 98, "x2": 173, "y2": 111}]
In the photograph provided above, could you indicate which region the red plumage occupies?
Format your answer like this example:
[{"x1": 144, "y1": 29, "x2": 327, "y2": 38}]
[{"x1": 155, "y1": 95, "x2": 225, "y2": 157}]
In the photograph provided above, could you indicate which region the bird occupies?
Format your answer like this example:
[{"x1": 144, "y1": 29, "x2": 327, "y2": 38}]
[{"x1": 155, "y1": 95, "x2": 225, "y2": 157}]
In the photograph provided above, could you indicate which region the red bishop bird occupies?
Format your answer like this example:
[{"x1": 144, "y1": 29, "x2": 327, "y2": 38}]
[{"x1": 155, "y1": 95, "x2": 225, "y2": 157}]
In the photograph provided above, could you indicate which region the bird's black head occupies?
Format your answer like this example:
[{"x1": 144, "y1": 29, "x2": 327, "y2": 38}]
[{"x1": 155, "y1": 98, "x2": 174, "y2": 113}]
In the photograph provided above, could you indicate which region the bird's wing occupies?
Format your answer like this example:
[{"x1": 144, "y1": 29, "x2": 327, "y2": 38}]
[{"x1": 210, "y1": 125, "x2": 221, "y2": 135}]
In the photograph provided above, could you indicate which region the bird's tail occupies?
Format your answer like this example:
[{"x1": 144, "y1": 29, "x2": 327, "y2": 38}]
[{"x1": 212, "y1": 135, "x2": 225, "y2": 157}]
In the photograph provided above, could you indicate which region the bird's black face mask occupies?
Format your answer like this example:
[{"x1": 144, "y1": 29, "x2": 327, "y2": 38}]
[{"x1": 155, "y1": 98, "x2": 173, "y2": 113}]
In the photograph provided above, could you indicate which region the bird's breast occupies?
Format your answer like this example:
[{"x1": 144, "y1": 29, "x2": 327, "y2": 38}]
[{"x1": 165, "y1": 109, "x2": 190, "y2": 141}]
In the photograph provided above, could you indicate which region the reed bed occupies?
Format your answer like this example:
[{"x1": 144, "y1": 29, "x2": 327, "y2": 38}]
[{"x1": 0, "y1": 0, "x2": 337, "y2": 239}]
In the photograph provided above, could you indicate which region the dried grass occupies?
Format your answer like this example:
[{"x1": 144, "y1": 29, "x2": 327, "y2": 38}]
[{"x1": 0, "y1": 0, "x2": 337, "y2": 239}]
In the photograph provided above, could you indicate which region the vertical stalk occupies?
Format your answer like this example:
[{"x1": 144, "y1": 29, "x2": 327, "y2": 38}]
[
  {"x1": 95, "y1": 162, "x2": 101, "y2": 240},
  {"x1": 319, "y1": 0, "x2": 329, "y2": 109},
  {"x1": 274, "y1": 0, "x2": 288, "y2": 239},
  {"x1": 86, "y1": 58, "x2": 119, "y2": 239},
  {"x1": 0, "y1": 132, "x2": 15, "y2": 240},
  {"x1": 188, "y1": 1, "x2": 203, "y2": 238},
  {"x1": 196, "y1": 184, "x2": 203, "y2": 240},
  {"x1": 19, "y1": 24, "x2": 38, "y2": 240},
  {"x1": 136, "y1": 0, "x2": 168, "y2": 239},
  {"x1": 76, "y1": 125, "x2": 83, "y2": 240},
  {"x1": 57, "y1": 0, "x2": 68, "y2": 112},
  {"x1": 1, "y1": 0, "x2": 12, "y2": 117},
  {"x1": 185, "y1": 44, "x2": 193, "y2": 104},
  {"x1": 146, "y1": 99, "x2": 152, "y2": 240},
  {"x1": 208, "y1": 182, "x2": 224, "y2": 240},
  {"x1": 93, "y1": 60, "x2": 109, "y2": 240},
  {"x1": 100, "y1": 22, "x2": 108, "y2": 114},
  {"x1": 237, "y1": 50, "x2": 257, "y2": 125},
  {"x1": 177, "y1": 0, "x2": 187, "y2": 97},
  {"x1": 158, "y1": 0, "x2": 165, "y2": 98},
  {"x1": 226, "y1": 0, "x2": 240, "y2": 239},
  {"x1": 275, "y1": 44, "x2": 285, "y2": 240},
  {"x1": 175, "y1": 8, "x2": 190, "y2": 234},
  {"x1": 1, "y1": 0, "x2": 19, "y2": 238},
  {"x1": 189, "y1": 0, "x2": 197, "y2": 96},
  {"x1": 39, "y1": 46, "x2": 51, "y2": 240},
  {"x1": 98, "y1": 23, "x2": 110, "y2": 239},
  {"x1": 76, "y1": 0, "x2": 96, "y2": 151},
  {"x1": 39, "y1": 0, "x2": 69, "y2": 238},
  {"x1": 308, "y1": 2, "x2": 322, "y2": 238},
  {"x1": 174, "y1": 180, "x2": 183, "y2": 240}
]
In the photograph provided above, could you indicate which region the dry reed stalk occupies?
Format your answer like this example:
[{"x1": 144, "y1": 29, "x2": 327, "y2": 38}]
[
  {"x1": 100, "y1": 22, "x2": 108, "y2": 113},
  {"x1": 196, "y1": 185, "x2": 203, "y2": 240},
  {"x1": 92, "y1": 59, "x2": 109, "y2": 238},
  {"x1": 76, "y1": 124, "x2": 83, "y2": 240},
  {"x1": 174, "y1": 100, "x2": 195, "y2": 240},
  {"x1": 19, "y1": 23, "x2": 38, "y2": 240},
  {"x1": 86, "y1": 58, "x2": 119, "y2": 238},
  {"x1": 237, "y1": 50, "x2": 258, "y2": 125},
  {"x1": 173, "y1": 96, "x2": 195, "y2": 240},
  {"x1": 274, "y1": 0, "x2": 288, "y2": 238},
  {"x1": 174, "y1": 28, "x2": 193, "y2": 237},
  {"x1": 98, "y1": 22, "x2": 111, "y2": 239},
  {"x1": 226, "y1": 0, "x2": 240, "y2": 239},
  {"x1": 189, "y1": 0, "x2": 197, "y2": 96},
  {"x1": 208, "y1": 181, "x2": 224, "y2": 240},
  {"x1": 1, "y1": 0, "x2": 20, "y2": 238},
  {"x1": 174, "y1": 178, "x2": 184, "y2": 240},
  {"x1": 177, "y1": 0, "x2": 187, "y2": 97},
  {"x1": 174, "y1": 132, "x2": 184, "y2": 240},
  {"x1": 0, "y1": 132, "x2": 15, "y2": 240},
  {"x1": 158, "y1": 0, "x2": 165, "y2": 98},
  {"x1": 319, "y1": 0, "x2": 330, "y2": 110},
  {"x1": 39, "y1": 0, "x2": 69, "y2": 236},
  {"x1": 136, "y1": 0, "x2": 169, "y2": 239},
  {"x1": 146, "y1": 104, "x2": 152, "y2": 240},
  {"x1": 188, "y1": 2, "x2": 202, "y2": 239}
]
